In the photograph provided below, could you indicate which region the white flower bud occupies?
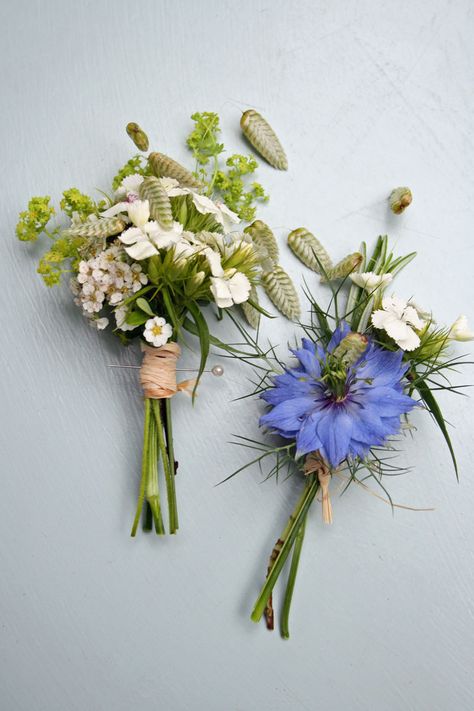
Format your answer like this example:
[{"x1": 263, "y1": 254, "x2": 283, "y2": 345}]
[{"x1": 449, "y1": 315, "x2": 474, "y2": 342}]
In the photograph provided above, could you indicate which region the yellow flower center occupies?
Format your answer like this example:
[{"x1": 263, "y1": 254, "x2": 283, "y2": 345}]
[{"x1": 151, "y1": 325, "x2": 163, "y2": 337}]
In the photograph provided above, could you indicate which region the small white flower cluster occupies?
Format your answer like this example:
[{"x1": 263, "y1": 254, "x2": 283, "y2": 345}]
[
  {"x1": 101, "y1": 174, "x2": 253, "y2": 309},
  {"x1": 71, "y1": 243, "x2": 148, "y2": 330}
]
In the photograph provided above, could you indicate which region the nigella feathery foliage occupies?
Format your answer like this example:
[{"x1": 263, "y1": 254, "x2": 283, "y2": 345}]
[{"x1": 227, "y1": 233, "x2": 472, "y2": 638}]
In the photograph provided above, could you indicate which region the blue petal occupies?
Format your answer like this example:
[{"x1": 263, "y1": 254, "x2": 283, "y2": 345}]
[
  {"x1": 316, "y1": 407, "x2": 354, "y2": 468},
  {"x1": 355, "y1": 347, "x2": 408, "y2": 387},
  {"x1": 260, "y1": 396, "x2": 316, "y2": 433},
  {"x1": 295, "y1": 414, "x2": 323, "y2": 458},
  {"x1": 358, "y1": 387, "x2": 417, "y2": 418},
  {"x1": 291, "y1": 347, "x2": 321, "y2": 379},
  {"x1": 327, "y1": 321, "x2": 351, "y2": 352},
  {"x1": 302, "y1": 338, "x2": 316, "y2": 354}
]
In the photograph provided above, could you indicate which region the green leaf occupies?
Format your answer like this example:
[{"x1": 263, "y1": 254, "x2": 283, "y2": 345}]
[
  {"x1": 183, "y1": 317, "x2": 245, "y2": 355},
  {"x1": 136, "y1": 297, "x2": 154, "y2": 317},
  {"x1": 246, "y1": 297, "x2": 275, "y2": 318},
  {"x1": 126, "y1": 310, "x2": 149, "y2": 327},
  {"x1": 161, "y1": 287, "x2": 182, "y2": 337},
  {"x1": 415, "y1": 377, "x2": 458, "y2": 480},
  {"x1": 187, "y1": 302, "x2": 210, "y2": 402}
]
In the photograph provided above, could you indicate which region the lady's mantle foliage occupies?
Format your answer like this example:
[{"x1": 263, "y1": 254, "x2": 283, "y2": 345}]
[{"x1": 260, "y1": 322, "x2": 417, "y2": 468}]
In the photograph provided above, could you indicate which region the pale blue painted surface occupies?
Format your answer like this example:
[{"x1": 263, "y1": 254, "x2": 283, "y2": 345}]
[{"x1": 1, "y1": 1, "x2": 473, "y2": 709}]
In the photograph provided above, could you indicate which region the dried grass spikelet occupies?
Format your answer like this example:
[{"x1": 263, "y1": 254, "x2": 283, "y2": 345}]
[
  {"x1": 64, "y1": 217, "x2": 126, "y2": 239},
  {"x1": 304, "y1": 452, "x2": 332, "y2": 524},
  {"x1": 321, "y1": 252, "x2": 363, "y2": 282},
  {"x1": 139, "y1": 176, "x2": 173, "y2": 228},
  {"x1": 389, "y1": 186, "x2": 412, "y2": 214},
  {"x1": 240, "y1": 110, "x2": 288, "y2": 170},
  {"x1": 287, "y1": 228, "x2": 333, "y2": 275},
  {"x1": 126, "y1": 122, "x2": 149, "y2": 152},
  {"x1": 244, "y1": 220, "x2": 279, "y2": 264},
  {"x1": 241, "y1": 286, "x2": 261, "y2": 329},
  {"x1": 262, "y1": 266, "x2": 300, "y2": 320},
  {"x1": 148, "y1": 152, "x2": 202, "y2": 189}
]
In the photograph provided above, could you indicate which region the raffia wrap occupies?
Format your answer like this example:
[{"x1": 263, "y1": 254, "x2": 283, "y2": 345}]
[
  {"x1": 304, "y1": 451, "x2": 333, "y2": 524},
  {"x1": 140, "y1": 342, "x2": 195, "y2": 399}
]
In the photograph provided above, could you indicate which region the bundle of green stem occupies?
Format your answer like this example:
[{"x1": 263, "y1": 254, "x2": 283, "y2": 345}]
[
  {"x1": 251, "y1": 468, "x2": 324, "y2": 638},
  {"x1": 130, "y1": 342, "x2": 185, "y2": 536},
  {"x1": 131, "y1": 397, "x2": 178, "y2": 536}
]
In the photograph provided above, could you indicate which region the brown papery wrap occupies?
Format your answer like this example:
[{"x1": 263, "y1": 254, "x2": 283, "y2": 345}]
[{"x1": 140, "y1": 342, "x2": 195, "y2": 399}]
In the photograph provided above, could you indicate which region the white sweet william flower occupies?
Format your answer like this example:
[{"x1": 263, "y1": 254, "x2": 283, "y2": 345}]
[
  {"x1": 159, "y1": 177, "x2": 189, "y2": 197},
  {"x1": 210, "y1": 270, "x2": 251, "y2": 308},
  {"x1": 150, "y1": 221, "x2": 184, "y2": 249},
  {"x1": 127, "y1": 200, "x2": 150, "y2": 228},
  {"x1": 118, "y1": 173, "x2": 144, "y2": 198},
  {"x1": 203, "y1": 247, "x2": 224, "y2": 277},
  {"x1": 350, "y1": 271, "x2": 393, "y2": 291},
  {"x1": 449, "y1": 315, "x2": 474, "y2": 342},
  {"x1": 191, "y1": 193, "x2": 240, "y2": 231},
  {"x1": 371, "y1": 296, "x2": 425, "y2": 351},
  {"x1": 119, "y1": 225, "x2": 159, "y2": 260},
  {"x1": 119, "y1": 219, "x2": 185, "y2": 260},
  {"x1": 144, "y1": 317, "x2": 173, "y2": 348}
]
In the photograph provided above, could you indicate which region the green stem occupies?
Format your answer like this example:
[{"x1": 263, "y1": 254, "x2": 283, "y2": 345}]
[
  {"x1": 146, "y1": 411, "x2": 165, "y2": 535},
  {"x1": 131, "y1": 398, "x2": 152, "y2": 537},
  {"x1": 164, "y1": 399, "x2": 178, "y2": 529},
  {"x1": 152, "y1": 400, "x2": 178, "y2": 534},
  {"x1": 280, "y1": 517, "x2": 307, "y2": 639},
  {"x1": 251, "y1": 477, "x2": 319, "y2": 623}
]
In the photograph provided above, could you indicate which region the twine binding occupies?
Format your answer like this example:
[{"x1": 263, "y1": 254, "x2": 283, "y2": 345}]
[
  {"x1": 304, "y1": 451, "x2": 332, "y2": 524},
  {"x1": 140, "y1": 342, "x2": 195, "y2": 399}
]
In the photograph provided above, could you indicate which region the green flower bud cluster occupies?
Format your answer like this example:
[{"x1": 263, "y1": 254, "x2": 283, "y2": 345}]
[
  {"x1": 186, "y1": 112, "x2": 268, "y2": 221},
  {"x1": 16, "y1": 196, "x2": 55, "y2": 242},
  {"x1": 60, "y1": 188, "x2": 97, "y2": 219}
]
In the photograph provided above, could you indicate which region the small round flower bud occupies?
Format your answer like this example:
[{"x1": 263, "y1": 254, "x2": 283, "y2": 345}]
[
  {"x1": 333, "y1": 332, "x2": 368, "y2": 366},
  {"x1": 389, "y1": 187, "x2": 412, "y2": 214},
  {"x1": 126, "y1": 122, "x2": 149, "y2": 152}
]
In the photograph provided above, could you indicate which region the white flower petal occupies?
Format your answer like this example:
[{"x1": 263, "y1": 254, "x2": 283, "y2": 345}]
[
  {"x1": 210, "y1": 277, "x2": 233, "y2": 308},
  {"x1": 395, "y1": 329, "x2": 421, "y2": 351},
  {"x1": 119, "y1": 226, "x2": 144, "y2": 245},
  {"x1": 381, "y1": 295, "x2": 406, "y2": 319},
  {"x1": 449, "y1": 314, "x2": 474, "y2": 342},
  {"x1": 101, "y1": 201, "x2": 129, "y2": 218},
  {"x1": 228, "y1": 272, "x2": 251, "y2": 304},
  {"x1": 143, "y1": 317, "x2": 173, "y2": 347},
  {"x1": 204, "y1": 247, "x2": 224, "y2": 277},
  {"x1": 121, "y1": 174, "x2": 144, "y2": 195},
  {"x1": 127, "y1": 200, "x2": 150, "y2": 228},
  {"x1": 350, "y1": 272, "x2": 393, "y2": 291},
  {"x1": 403, "y1": 306, "x2": 425, "y2": 330},
  {"x1": 192, "y1": 193, "x2": 220, "y2": 217},
  {"x1": 125, "y1": 241, "x2": 158, "y2": 260}
]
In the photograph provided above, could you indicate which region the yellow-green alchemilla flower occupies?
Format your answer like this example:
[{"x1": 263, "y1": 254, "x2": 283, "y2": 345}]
[
  {"x1": 144, "y1": 317, "x2": 173, "y2": 348},
  {"x1": 371, "y1": 296, "x2": 425, "y2": 351},
  {"x1": 449, "y1": 315, "x2": 474, "y2": 342},
  {"x1": 350, "y1": 271, "x2": 393, "y2": 291},
  {"x1": 210, "y1": 270, "x2": 251, "y2": 308}
]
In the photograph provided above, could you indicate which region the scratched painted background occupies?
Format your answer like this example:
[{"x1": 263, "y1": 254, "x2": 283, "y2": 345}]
[{"x1": 1, "y1": 1, "x2": 473, "y2": 709}]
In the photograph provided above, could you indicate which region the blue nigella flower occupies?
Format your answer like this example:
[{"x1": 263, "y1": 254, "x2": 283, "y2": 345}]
[{"x1": 260, "y1": 322, "x2": 417, "y2": 468}]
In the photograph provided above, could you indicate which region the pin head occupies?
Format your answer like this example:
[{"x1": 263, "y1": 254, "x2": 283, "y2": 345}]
[{"x1": 211, "y1": 364, "x2": 224, "y2": 377}]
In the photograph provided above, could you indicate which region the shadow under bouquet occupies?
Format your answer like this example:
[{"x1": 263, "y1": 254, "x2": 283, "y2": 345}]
[
  {"x1": 234, "y1": 233, "x2": 472, "y2": 637},
  {"x1": 16, "y1": 114, "x2": 297, "y2": 537}
]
